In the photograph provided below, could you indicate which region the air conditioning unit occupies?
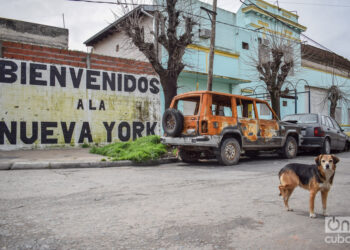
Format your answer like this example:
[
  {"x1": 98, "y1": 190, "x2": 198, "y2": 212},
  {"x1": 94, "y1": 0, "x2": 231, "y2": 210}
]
[
  {"x1": 199, "y1": 28, "x2": 211, "y2": 39},
  {"x1": 262, "y1": 38, "x2": 270, "y2": 46}
]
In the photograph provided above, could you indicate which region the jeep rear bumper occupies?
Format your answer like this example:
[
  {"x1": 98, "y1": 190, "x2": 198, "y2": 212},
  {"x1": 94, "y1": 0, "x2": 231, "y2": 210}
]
[{"x1": 161, "y1": 136, "x2": 220, "y2": 147}]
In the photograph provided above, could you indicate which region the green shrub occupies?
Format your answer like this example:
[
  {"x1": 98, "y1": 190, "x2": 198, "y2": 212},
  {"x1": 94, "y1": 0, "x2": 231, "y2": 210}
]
[{"x1": 90, "y1": 135, "x2": 167, "y2": 162}]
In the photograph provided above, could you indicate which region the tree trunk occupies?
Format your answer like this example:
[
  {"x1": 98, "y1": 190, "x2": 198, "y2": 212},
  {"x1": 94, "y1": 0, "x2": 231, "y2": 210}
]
[
  {"x1": 270, "y1": 91, "x2": 281, "y2": 119},
  {"x1": 329, "y1": 101, "x2": 337, "y2": 119},
  {"x1": 160, "y1": 74, "x2": 178, "y2": 110}
]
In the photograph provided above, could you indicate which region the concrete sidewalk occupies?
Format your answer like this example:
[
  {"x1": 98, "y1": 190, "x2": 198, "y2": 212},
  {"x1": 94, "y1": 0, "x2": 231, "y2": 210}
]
[{"x1": 0, "y1": 148, "x2": 177, "y2": 170}]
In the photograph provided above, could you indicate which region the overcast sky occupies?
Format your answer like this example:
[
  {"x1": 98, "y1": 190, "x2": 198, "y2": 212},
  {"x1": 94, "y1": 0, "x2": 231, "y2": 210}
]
[{"x1": 0, "y1": 0, "x2": 349, "y2": 60}]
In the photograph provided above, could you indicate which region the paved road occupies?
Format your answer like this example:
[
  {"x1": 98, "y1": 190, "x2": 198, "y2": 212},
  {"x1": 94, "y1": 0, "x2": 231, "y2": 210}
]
[{"x1": 1, "y1": 152, "x2": 350, "y2": 249}]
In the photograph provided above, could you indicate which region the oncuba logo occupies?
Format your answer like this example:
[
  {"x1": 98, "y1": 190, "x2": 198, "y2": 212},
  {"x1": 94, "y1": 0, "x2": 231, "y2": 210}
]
[
  {"x1": 325, "y1": 216, "x2": 350, "y2": 244},
  {"x1": 325, "y1": 217, "x2": 350, "y2": 233}
]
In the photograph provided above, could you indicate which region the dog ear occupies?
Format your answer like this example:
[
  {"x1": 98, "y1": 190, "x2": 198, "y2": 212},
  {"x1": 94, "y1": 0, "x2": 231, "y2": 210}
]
[
  {"x1": 315, "y1": 155, "x2": 322, "y2": 165},
  {"x1": 332, "y1": 155, "x2": 339, "y2": 164}
]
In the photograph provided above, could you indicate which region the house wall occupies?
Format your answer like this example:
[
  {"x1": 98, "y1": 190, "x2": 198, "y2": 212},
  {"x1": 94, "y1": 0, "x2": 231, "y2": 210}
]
[
  {"x1": 0, "y1": 41, "x2": 160, "y2": 150},
  {"x1": 92, "y1": 16, "x2": 154, "y2": 62}
]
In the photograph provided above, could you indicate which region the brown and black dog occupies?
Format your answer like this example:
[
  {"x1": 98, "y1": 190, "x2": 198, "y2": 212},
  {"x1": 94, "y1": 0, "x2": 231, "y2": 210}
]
[{"x1": 278, "y1": 154, "x2": 339, "y2": 218}]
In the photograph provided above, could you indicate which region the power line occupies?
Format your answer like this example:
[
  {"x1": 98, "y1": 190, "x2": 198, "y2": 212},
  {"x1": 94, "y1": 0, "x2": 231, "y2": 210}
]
[{"x1": 69, "y1": 0, "x2": 337, "y2": 53}]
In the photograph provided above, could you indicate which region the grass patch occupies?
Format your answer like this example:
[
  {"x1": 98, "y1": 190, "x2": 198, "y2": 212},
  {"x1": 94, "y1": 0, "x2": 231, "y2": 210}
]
[{"x1": 90, "y1": 135, "x2": 167, "y2": 162}]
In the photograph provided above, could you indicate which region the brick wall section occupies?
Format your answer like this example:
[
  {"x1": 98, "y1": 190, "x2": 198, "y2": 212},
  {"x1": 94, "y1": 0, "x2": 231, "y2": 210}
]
[{"x1": 1, "y1": 41, "x2": 156, "y2": 75}]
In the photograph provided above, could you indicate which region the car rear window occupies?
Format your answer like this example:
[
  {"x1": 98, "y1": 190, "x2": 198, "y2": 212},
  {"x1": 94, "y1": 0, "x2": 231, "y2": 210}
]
[{"x1": 282, "y1": 114, "x2": 318, "y2": 124}]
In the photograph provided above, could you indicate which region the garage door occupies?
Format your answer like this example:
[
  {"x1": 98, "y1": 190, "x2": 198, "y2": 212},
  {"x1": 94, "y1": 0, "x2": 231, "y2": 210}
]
[{"x1": 306, "y1": 86, "x2": 328, "y2": 115}]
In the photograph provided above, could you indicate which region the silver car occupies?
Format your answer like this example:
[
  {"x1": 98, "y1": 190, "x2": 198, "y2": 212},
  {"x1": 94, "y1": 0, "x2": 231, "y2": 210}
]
[{"x1": 282, "y1": 113, "x2": 348, "y2": 154}]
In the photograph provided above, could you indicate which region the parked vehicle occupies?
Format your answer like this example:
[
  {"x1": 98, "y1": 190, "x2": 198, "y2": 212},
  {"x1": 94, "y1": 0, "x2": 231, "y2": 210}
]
[
  {"x1": 282, "y1": 113, "x2": 349, "y2": 154},
  {"x1": 161, "y1": 91, "x2": 302, "y2": 165},
  {"x1": 340, "y1": 125, "x2": 350, "y2": 136}
]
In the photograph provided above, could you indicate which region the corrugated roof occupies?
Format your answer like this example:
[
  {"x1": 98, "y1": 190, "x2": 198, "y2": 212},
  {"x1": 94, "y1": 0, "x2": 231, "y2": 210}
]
[{"x1": 302, "y1": 44, "x2": 350, "y2": 73}]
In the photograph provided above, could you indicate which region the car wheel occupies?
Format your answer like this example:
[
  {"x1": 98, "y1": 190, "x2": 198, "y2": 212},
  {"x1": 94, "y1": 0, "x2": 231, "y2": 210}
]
[
  {"x1": 217, "y1": 138, "x2": 241, "y2": 165},
  {"x1": 179, "y1": 149, "x2": 200, "y2": 163},
  {"x1": 281, "y1": 136, "x2": 298, "y2": 159},
  {"x1": 162, "y1": 108, "x2": 184, "y2": 137},
  {"x1": 321, "y1": 138, "x2": 331, "y2": 154}
]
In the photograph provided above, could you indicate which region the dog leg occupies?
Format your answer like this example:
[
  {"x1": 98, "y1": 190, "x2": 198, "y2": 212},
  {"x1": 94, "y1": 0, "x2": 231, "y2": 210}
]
[
  {"x1": 309, "y1": 191, "x2": 317, "y2": 218},
  {"x1": 321, "y1": 190, "x2": 329, "y2": 216},
  {"x1": 280, "y1": 185, "x2": 294, "y2": 211}
]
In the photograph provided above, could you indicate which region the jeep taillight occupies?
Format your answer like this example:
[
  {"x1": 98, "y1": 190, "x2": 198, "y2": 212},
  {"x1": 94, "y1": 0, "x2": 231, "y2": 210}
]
[
  {"x1": 201, "y1": 120, "x2": 208, "y2": 133},
  {"x1": 314, "y1": 127, "x2": 325, "y2": 137}
]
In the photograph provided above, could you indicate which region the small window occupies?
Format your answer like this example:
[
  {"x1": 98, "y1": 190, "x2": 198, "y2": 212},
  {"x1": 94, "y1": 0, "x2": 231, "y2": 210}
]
[
  {"x1": 283, "y1": 101, "x2": 287, "y2": 107},
  {"x1": 211, "y1": 95, "x2": 232, "y2": 117},
  {"x1": 242, "y1": 42, "x2": 249, "y2": 50},
  {"x1": 116, "y1": 44, "x2": 119, "y2": 52},
  {"x1": 258, "y1": 37, "x2": 262, "y2": 44}
]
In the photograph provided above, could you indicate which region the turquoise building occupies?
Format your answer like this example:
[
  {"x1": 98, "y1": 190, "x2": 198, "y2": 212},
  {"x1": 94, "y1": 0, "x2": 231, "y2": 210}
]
[
  {"x1": 173, "y1": 0, "x2": 350, "y2": 124},
  {"x1": 85, "y1": 0, "x2": 350, "y2": 124}
]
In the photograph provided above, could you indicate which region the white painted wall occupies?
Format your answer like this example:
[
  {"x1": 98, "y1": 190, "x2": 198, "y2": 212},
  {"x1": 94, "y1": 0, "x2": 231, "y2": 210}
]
[
  {"x1": 0, "y1": 58, "x2": 161, "y2": 150},
  {"x1": 92, "y1": 17, "x2": 154, "y2": 62}
]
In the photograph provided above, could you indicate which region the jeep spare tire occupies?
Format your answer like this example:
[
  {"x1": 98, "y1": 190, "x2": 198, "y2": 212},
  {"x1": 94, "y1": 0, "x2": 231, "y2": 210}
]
[{"x1": 162, "y1": 108, "x2": 184, "y2": 137}]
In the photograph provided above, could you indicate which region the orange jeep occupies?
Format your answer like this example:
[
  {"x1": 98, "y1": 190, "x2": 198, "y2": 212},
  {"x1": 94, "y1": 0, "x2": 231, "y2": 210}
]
[{"x1": 161, "y1": 91, "x2": 302, "y2": 165}]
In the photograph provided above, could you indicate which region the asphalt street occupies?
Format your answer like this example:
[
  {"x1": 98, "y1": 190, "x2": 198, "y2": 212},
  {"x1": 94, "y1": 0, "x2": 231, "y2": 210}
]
[{"x1": 1, "y1": 152, "x2": 350, "y2": 249}]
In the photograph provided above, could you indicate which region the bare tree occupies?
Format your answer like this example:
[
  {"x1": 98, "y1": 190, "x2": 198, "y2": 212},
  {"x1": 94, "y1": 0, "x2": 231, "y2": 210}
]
[
  {"x1": 115, "y1": 0, "x2": 196, "y2": 109},
  {"x1": 246, "y1": 29, "x2": 299, "y2": 119},
  {"x1": 324, "y1": 84, "x2": 350, "y2": 119}
]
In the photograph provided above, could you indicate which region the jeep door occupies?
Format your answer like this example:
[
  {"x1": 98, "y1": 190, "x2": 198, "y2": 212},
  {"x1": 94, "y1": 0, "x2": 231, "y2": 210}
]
[
  {"x1": 235, "y1": 98, "x2": 259, "y2": 146},
  {"x1": 207, "y1": 94, "x2": 237, "y2": 135},
  {"x1": 255, "y1": 101, "x2": 282, "y2": 147}
]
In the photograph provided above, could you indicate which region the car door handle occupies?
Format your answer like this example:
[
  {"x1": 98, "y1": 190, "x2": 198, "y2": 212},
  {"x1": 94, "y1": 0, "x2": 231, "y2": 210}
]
[{"x1": 191, "y1": 117, "x2": 196, "y2": 120}]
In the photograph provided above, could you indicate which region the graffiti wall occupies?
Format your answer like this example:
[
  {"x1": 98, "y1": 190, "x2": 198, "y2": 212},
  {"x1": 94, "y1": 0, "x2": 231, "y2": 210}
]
[{"x1": 0, "y1": 58, "x2": 161, "y2": 150}]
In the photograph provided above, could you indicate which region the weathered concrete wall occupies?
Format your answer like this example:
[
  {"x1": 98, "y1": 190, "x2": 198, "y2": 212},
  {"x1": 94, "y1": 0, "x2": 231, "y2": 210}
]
[
  {"x1": 0, "y1": 17, "x2": 68, "y2": 49},
  {"x1": 0, "y1": 42, "x2": 160, "y2": 150}
]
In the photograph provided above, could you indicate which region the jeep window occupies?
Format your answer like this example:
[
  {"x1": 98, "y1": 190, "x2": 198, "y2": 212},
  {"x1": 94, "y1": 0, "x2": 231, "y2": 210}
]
[
  {"x1": 211, "y1": 94, "x2": 232, "y2": 117},
  {"x1": 256, "y1": 102, "x2": 273, "y2": 119},
  {"x1": 236, "y1": 99, "x2": 255, "y2": 119},
  {"x1": 175, "y1": 96, "x2": 200, "y2": 116}
]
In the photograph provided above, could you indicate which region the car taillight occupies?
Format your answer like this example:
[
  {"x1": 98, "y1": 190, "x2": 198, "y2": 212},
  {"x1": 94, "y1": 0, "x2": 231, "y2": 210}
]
[
  {"x1": 314, "y1": 127, "x2": 325, "y2": 137},
  {"x1": 201, "y1": 120, "x2": 208, "y2": 133}
]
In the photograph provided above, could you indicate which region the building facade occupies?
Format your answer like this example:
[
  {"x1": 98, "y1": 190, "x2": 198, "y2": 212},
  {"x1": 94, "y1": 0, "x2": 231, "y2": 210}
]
[{"x1": 85, "y1": 0, "x2": 350, "y2": 124}]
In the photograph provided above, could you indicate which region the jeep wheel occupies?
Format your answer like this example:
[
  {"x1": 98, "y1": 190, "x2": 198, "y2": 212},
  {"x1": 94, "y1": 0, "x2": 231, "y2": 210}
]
[
  {"x1": 217, "y1": 138, "x2": 241, "y2": 165},
  {"x1": 162, "y1": 108, "x2": 184, "y2": 137},
  {"x1": 281, "y1": 136, "x2": 298, "y2": 159},
  {"x1": 320, "y1": 138, "x2": 331, "y2": 154},
  {"x1": 179, "y1": 149, "x2": 200, "y2": 163}
]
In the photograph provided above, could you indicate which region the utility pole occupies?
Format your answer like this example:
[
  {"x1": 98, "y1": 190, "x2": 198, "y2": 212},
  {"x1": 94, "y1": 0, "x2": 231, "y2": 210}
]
[{"x1": 201, "y1": 0, "x2": 217, "y2": 91}]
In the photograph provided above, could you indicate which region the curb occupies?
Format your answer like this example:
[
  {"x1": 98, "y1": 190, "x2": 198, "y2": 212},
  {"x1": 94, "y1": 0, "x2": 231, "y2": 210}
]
[{"x1": 0, "y1": 158, "x2": 179, "y2": 170}]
